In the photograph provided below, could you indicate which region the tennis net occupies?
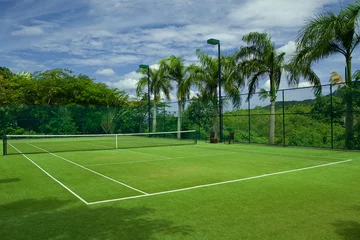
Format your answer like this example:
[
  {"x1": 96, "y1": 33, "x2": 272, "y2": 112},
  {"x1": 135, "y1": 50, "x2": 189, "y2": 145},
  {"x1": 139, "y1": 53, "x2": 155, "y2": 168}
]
[{"x1": 3, "y1": 130, "x2": 197, "y2": 155}]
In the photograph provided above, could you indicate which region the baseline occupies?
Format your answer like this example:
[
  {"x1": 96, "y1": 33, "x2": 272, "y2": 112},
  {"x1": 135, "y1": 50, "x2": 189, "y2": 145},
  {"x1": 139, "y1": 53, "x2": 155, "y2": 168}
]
[{"x1": 87, "y1": 159, "x2": 352, "y2": 205}]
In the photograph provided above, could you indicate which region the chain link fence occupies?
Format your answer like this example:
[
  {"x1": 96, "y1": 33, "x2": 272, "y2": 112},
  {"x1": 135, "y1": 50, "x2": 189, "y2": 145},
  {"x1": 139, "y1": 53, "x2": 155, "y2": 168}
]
[{"x1": 1, "y1": 82, "x2": 359, "y2": 149}]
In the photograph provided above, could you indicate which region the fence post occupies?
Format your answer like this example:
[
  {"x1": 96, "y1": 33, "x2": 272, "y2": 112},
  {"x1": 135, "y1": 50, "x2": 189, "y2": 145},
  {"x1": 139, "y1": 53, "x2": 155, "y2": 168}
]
[
  {"x1": 198, "y1": 98, "x2": 201, "y2": 141},
  {"x1": 282, "y1": 90, "x2": 285, "y2": 146},
  {"x1": 248, "y1": 98, "x2": 251, "y2": 144},
  {"x1": 163, "y1": 103, "x2": 166, "y2": 132},
  {"x1": 330, "y1": 84, "x2": 334, "y2": 149},
  {"x1": 57, "y1": 106, "x2": 60, "y2": 135}
]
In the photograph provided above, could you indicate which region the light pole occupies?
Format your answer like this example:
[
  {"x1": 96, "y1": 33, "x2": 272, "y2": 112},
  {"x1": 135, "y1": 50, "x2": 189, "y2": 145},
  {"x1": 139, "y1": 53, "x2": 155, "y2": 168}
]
[
  {"x1": 207, "y1": 38, "x2": 222, "y2": 142},
  {"x1": 139, "y1": 64, "x2": 151, "y2": 133}
]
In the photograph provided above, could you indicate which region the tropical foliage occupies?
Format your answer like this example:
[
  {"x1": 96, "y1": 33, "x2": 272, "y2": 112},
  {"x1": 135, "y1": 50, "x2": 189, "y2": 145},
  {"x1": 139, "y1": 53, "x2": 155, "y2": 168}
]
[
  {"x1": 136, "y1": 67, "x2": 172, "y2": 132},
  {"x1": 292, "y1": 1, "x2": 360, "y2": 149},
  {"x1": 235, "y1": 32, "x2": 320, "y2": 145},
  {"x1": 159, "y1": 56, "x2": 192, "y2": 138}
]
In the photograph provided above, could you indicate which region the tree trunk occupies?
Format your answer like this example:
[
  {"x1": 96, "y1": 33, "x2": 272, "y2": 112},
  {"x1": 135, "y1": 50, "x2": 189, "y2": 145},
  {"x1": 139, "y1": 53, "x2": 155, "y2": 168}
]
[
  {"x1": 268, "y1": 99, "x2": 276, "y2": 145},
  {"x1": 152, "y1": 103, "x2": 157, "y2": 132},
  {"x1": 177, "y1": 101, "x2": 182, "y2": 139},
  {"x1": 345, "y1": 58, "x2": 354, "y2": 149}
]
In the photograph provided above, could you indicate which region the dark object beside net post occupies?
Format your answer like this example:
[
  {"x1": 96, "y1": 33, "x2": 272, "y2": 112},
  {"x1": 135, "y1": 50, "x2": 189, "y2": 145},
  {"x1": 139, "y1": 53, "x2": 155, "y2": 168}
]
[
  {"x1": 3, "y1": 136, "x2": 7, "y2": 155},
  {"x1": 206, "y1": 132, "x2": 215, "y2": 143},
  {"x1": 227, "y1": 132, "x2": 234, "y2": 144}
]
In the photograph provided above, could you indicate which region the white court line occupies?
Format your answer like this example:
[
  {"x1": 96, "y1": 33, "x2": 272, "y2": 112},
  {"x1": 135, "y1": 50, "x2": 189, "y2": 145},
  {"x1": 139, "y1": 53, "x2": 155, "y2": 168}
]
[
  {"x1": 88, "y1": 143, "x2": 171, "y2": 160},
  {"x1": 120, "y1": 149, "x2": 171, "y2": 159},
  {"x1": 26, "y1": 143, "x2": 148, "y2": 195},
  {"x1": 87, "y1": 159, "x2": 352, "y2": 205},
  {"x1": 84, "y1": 152, "x2": 237, "y2": 167},
  {"x1": 191, "y1": 144, "x2": 346, "y2": 161},
  {"x1": 8, "y1": 143, "x2": 89, "y2": 205},
  {"x1": 88, "y1": 143, "x2": 113, "y2": 149}
]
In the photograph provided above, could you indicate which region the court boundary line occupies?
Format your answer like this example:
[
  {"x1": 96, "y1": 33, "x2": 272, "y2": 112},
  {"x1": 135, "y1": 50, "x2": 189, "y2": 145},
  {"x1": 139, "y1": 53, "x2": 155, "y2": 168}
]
[
  {"x1": 83, "y1": 143, "x2": 341, "y2": 167},
  {"x1": 84, "y1": 151, "x2": 237, "y2": 167},
  {"x1": 87, "y1": 159, "x2": 352, "y2": 205},
  {"x1": 8, "y1": 143, "x2": 89, "y2": 205},
  {"x1": 88, "y1": 143, "x2": 171, "y2": 159},
  {"x1": 190, "y1": 144, "x2": 347, "y2": 161},
  {"x1": 26, "y1": 143, "x2": 149, "y2": 195}
]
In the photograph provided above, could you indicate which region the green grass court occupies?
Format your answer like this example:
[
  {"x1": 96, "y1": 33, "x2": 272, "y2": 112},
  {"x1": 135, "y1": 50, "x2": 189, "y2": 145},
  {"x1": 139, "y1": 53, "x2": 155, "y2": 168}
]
[{"x1": 1, "y1": 136, "x2": 360, "y2": 239}]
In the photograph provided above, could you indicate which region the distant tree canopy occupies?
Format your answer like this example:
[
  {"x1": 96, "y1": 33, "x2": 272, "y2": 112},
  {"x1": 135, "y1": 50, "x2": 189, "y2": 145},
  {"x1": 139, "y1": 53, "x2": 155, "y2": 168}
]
[{"x1": 0, "y1": 68, "x2": 128, "y2": 107}]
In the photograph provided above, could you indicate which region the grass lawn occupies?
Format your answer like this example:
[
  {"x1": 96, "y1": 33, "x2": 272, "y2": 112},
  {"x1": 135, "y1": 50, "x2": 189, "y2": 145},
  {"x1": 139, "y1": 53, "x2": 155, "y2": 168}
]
[{"x1": 1, "y1": 139, "x2": 359, "y2": 239}]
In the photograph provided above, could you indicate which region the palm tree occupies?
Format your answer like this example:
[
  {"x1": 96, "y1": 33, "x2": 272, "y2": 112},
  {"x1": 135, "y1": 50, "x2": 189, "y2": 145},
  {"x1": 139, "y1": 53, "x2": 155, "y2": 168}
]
[
  {"x1": 293, "y1": 1, "x2": 360, "y2": 149},
  {"x1": 187, "y1": 49, "x2": 244, "y2": 140},
  {"x1": 136, "y1": 67, "x2": 172, "y2": 132},
  {"x1": 235, "y1": 32, "x2": 320, "y2": 145},
  {"x1": 159, "y1": 56, "x2": 192, "y2": 138}
]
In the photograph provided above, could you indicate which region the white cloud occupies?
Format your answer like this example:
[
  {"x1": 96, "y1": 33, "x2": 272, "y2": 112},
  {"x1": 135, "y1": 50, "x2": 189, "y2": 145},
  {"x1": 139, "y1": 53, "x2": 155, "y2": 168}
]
[
  {"x1": 229, "y1": 0, "x2": 337, "y2": 28},
  {"x1": 95, "y1": 68, "x2": 116, "y2": 76},
  {"x1": 277, "y1": 41, "x2": 296, "y2": 55},
  {"x1": 57, "y1": 55, "x2": 140, "y2": 67},
  {"x1": 1, "y1": 55, "x2": 46, "y2": 73},
  {"x1": 263, "y1": 79, "x2": 271, "y2": 90},
  {"x1": 11, "y1": 26, "x2": 44, "y2": 36},
  {"x1": 277, "y1": 41, "x2": 297, "y2": 62},
  {"x1": 298, "y1": 81, "x2": 314, "y2": 88},
  {"x1": 106, "y1": 71, "x2": 143, "y2": 90}
]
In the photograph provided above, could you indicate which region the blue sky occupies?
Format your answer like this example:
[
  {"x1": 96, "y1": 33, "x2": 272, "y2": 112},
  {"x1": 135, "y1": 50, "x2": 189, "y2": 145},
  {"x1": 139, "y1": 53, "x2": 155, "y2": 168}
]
[{"x1": 0, "y1": 0, "x2": 359, "y2": 100}]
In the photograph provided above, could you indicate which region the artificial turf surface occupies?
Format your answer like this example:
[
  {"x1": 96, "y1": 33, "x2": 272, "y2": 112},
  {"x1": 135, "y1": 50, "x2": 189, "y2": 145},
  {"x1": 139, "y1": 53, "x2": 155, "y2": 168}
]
[{"x1": 1, "y1": 141, "x2": 359, "y2": 239}]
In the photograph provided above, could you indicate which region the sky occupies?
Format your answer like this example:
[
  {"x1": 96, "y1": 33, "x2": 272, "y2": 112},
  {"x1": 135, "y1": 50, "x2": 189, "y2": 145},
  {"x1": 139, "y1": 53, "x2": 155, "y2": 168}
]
[{"x1": 0, "y1": 0, "x2": 359, "y2": 104}]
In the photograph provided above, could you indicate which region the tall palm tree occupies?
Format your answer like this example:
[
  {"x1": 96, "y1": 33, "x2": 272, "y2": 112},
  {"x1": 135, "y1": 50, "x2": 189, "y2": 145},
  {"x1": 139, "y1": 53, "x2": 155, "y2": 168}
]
[
  {"x1": 235, "y1": 32, "x2": 320, "y2": 145},
  {"x1": 187, "y1": 49, "x2": 244, "y2": 140},
  {"x1": 293, "y1": 1, "x2": 360, "y2": 149},
  {"x1": 159, "y1": 56, "x2": 192, "y2": 138},
  {"x1": 136, "y1": 67, "x2": 172, "y2": 132}
]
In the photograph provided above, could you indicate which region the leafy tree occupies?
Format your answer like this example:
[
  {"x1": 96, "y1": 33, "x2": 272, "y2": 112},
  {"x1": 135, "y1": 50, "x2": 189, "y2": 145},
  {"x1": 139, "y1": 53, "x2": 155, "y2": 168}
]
[
  {"x1": 292, "y1": 1, "x2": 360, "y2": 149},
  {"x1": 136, "y1": 67, "x2": 172, "y2": 132}
]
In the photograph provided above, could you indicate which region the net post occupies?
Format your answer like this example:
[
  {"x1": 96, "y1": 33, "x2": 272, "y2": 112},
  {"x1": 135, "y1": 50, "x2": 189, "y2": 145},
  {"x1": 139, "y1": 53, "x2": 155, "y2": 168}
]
[
  {"x1": 194, "y1": 130, "x2": 197, "y2": 144},
  {"x1": 3, "y1": 135, "x2": 7, "y2": 155},
  {"x1": 115, "y1": 134, "x2": 118, "y2": 149}
]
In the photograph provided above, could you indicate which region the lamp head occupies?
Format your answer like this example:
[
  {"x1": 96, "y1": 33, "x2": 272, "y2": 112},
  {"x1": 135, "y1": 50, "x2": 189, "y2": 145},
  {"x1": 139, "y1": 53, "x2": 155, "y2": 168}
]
[{"x1": 207, "y1": 38, "x2": 220, "y2": 45}]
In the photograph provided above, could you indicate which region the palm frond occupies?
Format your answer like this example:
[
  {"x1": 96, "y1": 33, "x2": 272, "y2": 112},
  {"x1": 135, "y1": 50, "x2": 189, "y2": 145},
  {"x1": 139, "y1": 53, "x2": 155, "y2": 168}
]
[
  {"x1": 330, "y1": 71, "x2": 344, "y2": 85},
  {"x1": 258, "y1": 88, "x2": 270, "y2": 101}
]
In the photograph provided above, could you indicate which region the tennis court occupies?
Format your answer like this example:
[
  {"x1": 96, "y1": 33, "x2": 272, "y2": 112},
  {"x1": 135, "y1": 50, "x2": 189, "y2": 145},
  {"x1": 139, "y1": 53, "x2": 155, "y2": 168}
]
[
  {"x1": 1, "y1": 131, "x2": 359, "y2": 239},
  {"x1": 2, "y1": 131, "x2": 355, "y2": 205}
]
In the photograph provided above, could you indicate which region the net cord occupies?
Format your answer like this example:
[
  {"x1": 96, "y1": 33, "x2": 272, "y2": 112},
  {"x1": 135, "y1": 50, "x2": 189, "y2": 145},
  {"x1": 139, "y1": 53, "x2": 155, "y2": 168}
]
[{"x1": 6, "y1": 130, "x2": 196, "y2": 138}]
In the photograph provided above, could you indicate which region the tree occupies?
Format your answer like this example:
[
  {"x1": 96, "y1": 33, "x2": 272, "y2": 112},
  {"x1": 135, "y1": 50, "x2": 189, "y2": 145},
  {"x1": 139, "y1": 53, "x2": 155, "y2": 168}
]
[
  {"x1": 293, "y1": 1, "x2": 360, "y2": 149},
  {"x1": 235, "y1": 32, "x2": 319, "y2": 145},
  {"x1": 136, "y1": 67, "x2": 172, "y2": 132},
  {"x1": 159, "y1": 56, "x2": 192, "y2": 138},
  {"x1": 187, "y1": 49, "x2": 243, "y2": 139}
]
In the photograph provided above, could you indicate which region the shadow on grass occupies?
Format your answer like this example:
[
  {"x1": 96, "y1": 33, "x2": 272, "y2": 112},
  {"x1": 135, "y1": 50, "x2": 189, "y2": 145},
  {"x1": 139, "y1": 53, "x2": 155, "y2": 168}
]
[
  {"x1": 333, "y1": 221, "x2": 360, "y2": 240},
  {"x1": 0, "y1": 178, "x2": 20, "y2": 184},
  {"x1": 0, "y1": 198, "x2": 193, "y2": 240},
  {"x1": 333, "y1": 206, "x2": 360, "y2": 240}
]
